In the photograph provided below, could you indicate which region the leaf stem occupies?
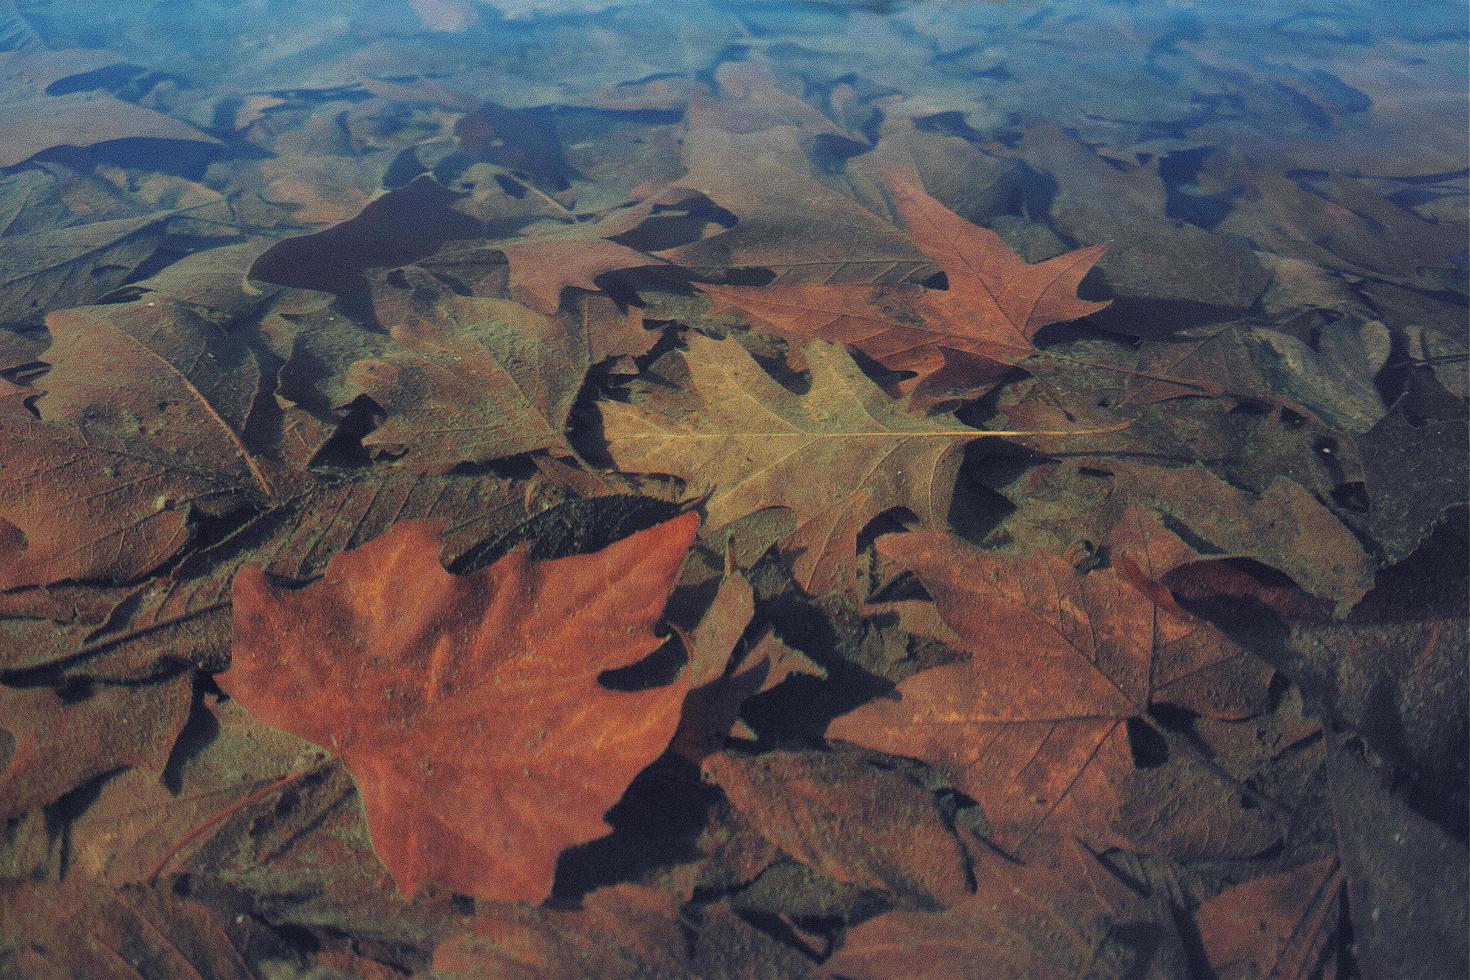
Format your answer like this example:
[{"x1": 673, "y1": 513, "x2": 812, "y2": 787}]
[{"x1": 146, "y1": 756, "x2": 334, "y2": 884}]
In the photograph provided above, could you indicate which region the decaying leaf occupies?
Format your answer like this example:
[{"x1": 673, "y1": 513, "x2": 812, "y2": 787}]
[
  {"x1": 703, "y1": 750, "x2": 972, "y2": 905},
  {"x1": 826, "y1": 841, "x2": 1184, "y2": 979},
  {"x1": 39, "y1": 298, "x2": 277, "y2": 499},
  {"x1": 654, "y1": 63, "x2": 929, "y2": 286},
  {"x1": 13, "y1": 470, "x2": 541, "y2": 679},
  {"x1": 350, "y1": 292, "x2": 589, "y2": 471},
  {"x1": 827, "y1": 528, "x2": 1278, "y2": 859},
  {"x1": 1117, "y1": 465, "x2": 1376, "y2": 614},
  {"x1": 433, "y1": 884, "x2": 688, "y2": 979},
  {"x1": 0, "y1": 671, "x2": 190, "y2": 819},
  {"x1": 1195, "y1": 858, "x2": 1343, "y2": 980},
  {"x1": 705, "y1": 175, "x2": 1108, "y2": 406},
  {"x1": 0, "y1": 413, "x2": 252, "y2": 590},
  {"x1": 0, "y1": 91, "x2": 222, "y2": 169},
  {"x1": 220, "y1": 513, "x2": 699, "y2": 902},
  {"x1": 0, "y1": 212, "x2": 177, "y2": 328},
  {"x1": 0, "y1": 879, "x2": 289, "y2": 979},
  {"x1": 600, "y1": 334, "x2": 1013, "y2": 587}
]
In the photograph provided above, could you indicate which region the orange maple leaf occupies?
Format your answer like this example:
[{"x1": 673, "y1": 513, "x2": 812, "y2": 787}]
[
  {"x1": 218, "y1": 513, "x2": 699, "y2": 903},
  {"x1": 703, "y1": 174, "x2": 1110, "y2": 406}
]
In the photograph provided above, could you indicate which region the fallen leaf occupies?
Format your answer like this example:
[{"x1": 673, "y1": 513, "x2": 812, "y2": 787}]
[
  {"x1": 827, "y1": 529, "x2": 1277, "y2": 859},
  {"x1": 654, "y1": 65, "x2": 929, "y2": 286},
  {"x1": 0, "y1": 78, "x2": 218, "y2": 168},
  {"x1": 256, "y1": 153, "x2": 380, "y2": 229},
  {"x1": 690, "y1": 900, "x2": 819, "y2": 979},
  {"x1": 826, "y1": 841, "x2": 1183, "y2": 979},
  {"x1": 349, "y1": 292, "x2": 590, "y2": 471},
  {"x1": 0, "y1": 48, "x2": 127, "y2": 97},
  {"x1": 600, "y1": 334, "x2": 1018, "y2": 588},
  {"x1": 39, "y1": 298, "x2": 277, "y2": 499},
  {"x1": 433, "y1": 884, "x2": 687, "y2": 979},
  {"x1": 1118, "y1": 466, "x2": 1375, "y2": 614},
  {"x1": 703, "y1": 750, "x2": 972, "y2": 905},
  {"x1": 0, "y1": 413, "x2": 252, "y2": 590},
  {"x1": 1014, "y1": 124, "x2": 1268, "y2": 317},
  {"x1": 22, "y1": 470, "x2": 540, "y2": 679},
  {"x1": 497, "y1": 229, "x2": 653, "y2": 314},
  {"x1": 0, "y1": 671, "x2": 190, "y2": 819},
  {"x1": 587, "y1": 75, "x2": 699, "y2": 113},
  {"x1": 0, "y1": 582, "x2": 122, "y2": 673},
  {"x1": 220, "y1": 513, "x2": 699, "y2": 902},
  {"x1": 0, "y1": 212, "x2": 175, "y2": 328},
  {"x1": 1327, "y1": 742, "x2": 1470, "y2": 980},
  {"x1": 247, "y1": 175, "x2": 485, "y2": 294},
  {"x1": 704, "y1": 174, "x2": 1108, "y2": 406},
  {"x1": 1195, "y1": 858, "x2": 1343, "y2": 980},
  {"x1": 455, "y1": 101, "x2": 573, "y2": 191},
  {"x1": 674, "y1": 625, "x2": 825, "y2": 761},
  {"x1": 1203, "y1": 153, "x2": 1465, "y2": 282},
  {"x1": 1119, "y1": 313, "x2": 1394, "y2": 433},
  {"x1": 1355, "y1": 402, "x2": 1468, "y2": 564},
  {"x1": 0, "y1": 879, "x2": 289, "y2": 979},
  {"x1": 682, "y1": 560, "x2": 757, "y2": 687}
]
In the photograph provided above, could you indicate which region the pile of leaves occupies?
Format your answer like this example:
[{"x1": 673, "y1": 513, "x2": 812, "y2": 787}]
[{"x1": 1, "y1": 1, "x2": 1466, "y2": 976}]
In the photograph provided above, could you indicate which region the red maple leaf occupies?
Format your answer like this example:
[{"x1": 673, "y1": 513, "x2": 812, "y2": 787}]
[{"x1": 219, "y1": 513, "x2": 700, "y2": 902}]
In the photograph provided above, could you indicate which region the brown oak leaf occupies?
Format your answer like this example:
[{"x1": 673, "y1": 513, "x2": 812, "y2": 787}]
[
  {"x1": 827, "y1": 528, "x2": 1278, "y2": 860},
  {"x1": 219, "y1": 512, "x2": 699, "y2": 902},
  {"x1": 599, "y1": 334, "x2": 1099, "y2": 591},
  {"x1": 704, "y1": 174, "x2": 1109, "y2": 406}
]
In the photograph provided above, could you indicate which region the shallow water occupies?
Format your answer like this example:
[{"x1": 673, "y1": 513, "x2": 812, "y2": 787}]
[{"x1": 1, "y1": 1, "x2": 1467, "y2": 976}]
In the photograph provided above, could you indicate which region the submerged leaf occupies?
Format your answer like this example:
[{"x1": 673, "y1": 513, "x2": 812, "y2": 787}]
[
  {"x1": 0, "y1": 88, "x2": 219, "y2": 168},
  {"x1": 220, "y1": 513, "x2": 699, "y2": 902},
  {"x1": 1196, "y1": 858, "x2": 1343, "y2": 980},
  {"x1": 0, "y1": 672, "x2": 190, "y2": 819},
  {"x1": 703, "y1": 750, "x2": 972, "y2": 905},
  {"x1": 40, "y1": 298, "x2": 276, "y2": 499},
  {"x1": 0, "y1": 413, "x2": 251, "y2": 590},
  {"x1": 600, "y1": 334, "x2": 978, "y2": 586},
  {"x1": 0, "y1": 212, "x2": 173, "y2": 328},
  {"x1": 350, "y1": 294, "x2": 588, "y2": 471},
  {"x1": 705, "y1": 175, "x2": 1108, "y2": 406},
  {"x1": 827, "y1": 841, "x2": 1180, "y2": 980},
  {"x1": 827, "y1": 529, "x2": 1277, "y2": 859}
]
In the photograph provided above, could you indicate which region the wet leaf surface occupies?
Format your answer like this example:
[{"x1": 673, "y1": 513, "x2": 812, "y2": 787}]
[
  {"x1": 707, "y1": 174, "x2": 1109, "y2": 407},
  {"x1": 1, "y1": 1, "x2": 1463, "y2": 974},
  {"x1": 220, "y1": 513, "x2": 698, "y2": 902},
  {"x1": 828, "y1": 528, "x2": 1279, "y2": 860}
]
